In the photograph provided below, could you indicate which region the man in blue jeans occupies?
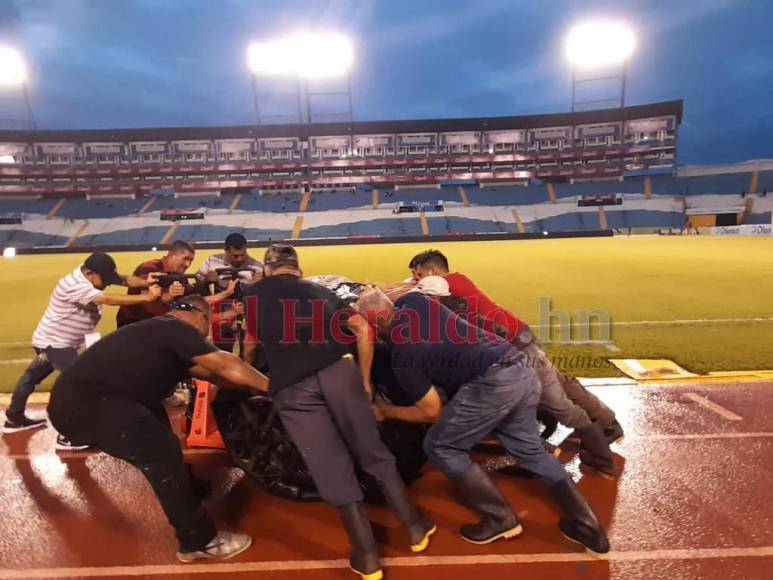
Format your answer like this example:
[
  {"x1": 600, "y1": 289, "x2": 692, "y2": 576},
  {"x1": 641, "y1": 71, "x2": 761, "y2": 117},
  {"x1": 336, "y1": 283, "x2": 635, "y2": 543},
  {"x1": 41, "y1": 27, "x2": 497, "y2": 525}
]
[{"x1": 358, "y1": 288, "x2": 609, "y2": 554}]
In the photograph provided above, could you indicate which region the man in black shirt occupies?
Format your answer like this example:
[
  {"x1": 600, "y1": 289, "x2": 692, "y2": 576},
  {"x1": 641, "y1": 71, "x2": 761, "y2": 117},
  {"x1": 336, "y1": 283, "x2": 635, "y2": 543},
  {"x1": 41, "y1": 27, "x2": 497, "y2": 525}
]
[
  {"x1": 242, "y1": 245, "x2": 435, "y2": 580},
  {"x1": 48, "y1": 295, "x2": 269, "y2": 562},
  {"x1": 358, "y1": 289, "x2": 609, "y2": 554}
]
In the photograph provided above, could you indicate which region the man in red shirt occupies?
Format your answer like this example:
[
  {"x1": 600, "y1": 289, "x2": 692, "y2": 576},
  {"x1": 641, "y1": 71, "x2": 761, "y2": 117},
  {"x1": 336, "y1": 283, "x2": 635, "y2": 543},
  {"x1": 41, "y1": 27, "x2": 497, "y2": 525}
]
[
  {"x1": 409, "y1": 249, "x2": 621, "y2": 478},
  {"x1": 116, "y1": 240, "x2": 198, "y2": 328}
]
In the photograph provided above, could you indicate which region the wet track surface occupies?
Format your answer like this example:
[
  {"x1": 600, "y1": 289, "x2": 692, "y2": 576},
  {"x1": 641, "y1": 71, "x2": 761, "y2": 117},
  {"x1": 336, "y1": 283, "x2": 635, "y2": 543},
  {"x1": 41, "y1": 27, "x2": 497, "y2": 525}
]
[{"x1": 1, "y1": 381, "x2": 772, "y2": 579}]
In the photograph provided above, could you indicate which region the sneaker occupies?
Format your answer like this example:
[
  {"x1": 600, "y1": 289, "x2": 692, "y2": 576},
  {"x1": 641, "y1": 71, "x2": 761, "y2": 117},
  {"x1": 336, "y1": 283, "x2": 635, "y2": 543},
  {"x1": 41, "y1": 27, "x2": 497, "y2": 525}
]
[
  {"x1": 176, "y1": 530, "x2": 252, "y2": 562},
  {"x1": 55, "y1": 434, "x2": 90, "y2": 451},
  {"x1": 3, "y1": 415, "x2": 47, "y2": 433},
  {"x1": 579, "y1": 450, "x2": 617, "y2": 480}
]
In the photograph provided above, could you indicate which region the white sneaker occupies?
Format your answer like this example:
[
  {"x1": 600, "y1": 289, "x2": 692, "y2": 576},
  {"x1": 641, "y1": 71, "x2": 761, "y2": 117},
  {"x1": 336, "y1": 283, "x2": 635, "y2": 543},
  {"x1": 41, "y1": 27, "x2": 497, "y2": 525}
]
[
  {"x1": 55, "y1": 434, "x2": 90, "y2": 451},
  {"x1": 176, "y1": 530, "x2": 253, "y2": 562}
]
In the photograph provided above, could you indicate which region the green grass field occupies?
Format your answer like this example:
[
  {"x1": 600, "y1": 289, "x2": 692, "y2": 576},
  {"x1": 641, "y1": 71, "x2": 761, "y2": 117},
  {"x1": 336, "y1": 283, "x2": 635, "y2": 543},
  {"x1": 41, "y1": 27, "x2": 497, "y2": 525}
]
[{"x1": 2, "y1": 235, "x2": 773, "y2": 392}]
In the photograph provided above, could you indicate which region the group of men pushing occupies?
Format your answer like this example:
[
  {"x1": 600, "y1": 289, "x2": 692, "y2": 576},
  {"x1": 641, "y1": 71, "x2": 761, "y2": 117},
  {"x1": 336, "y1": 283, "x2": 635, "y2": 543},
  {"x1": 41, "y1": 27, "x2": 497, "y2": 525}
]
[{"x1": 3, "y1": 235, "x2": 624, "y2": 580}]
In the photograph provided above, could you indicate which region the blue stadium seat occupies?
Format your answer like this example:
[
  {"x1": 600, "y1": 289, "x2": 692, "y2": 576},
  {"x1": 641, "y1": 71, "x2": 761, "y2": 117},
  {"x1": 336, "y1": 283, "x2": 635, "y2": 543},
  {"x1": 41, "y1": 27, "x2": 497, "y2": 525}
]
[
  {"x1": 0, "y1": 229, "x2": 68, "y2": 247},
  {"x1": 466, "y1": 185, "x2": 547, "y2": 206},
  {"x1": 58, "y1": 198, "x2": 147, "y2": 219},
  {"x1": 758, "y1": 171, "x2": 773, "y2": 192},
  {"x1": 383, "y1": 188, "x2": 445, "y2": 204},
  {"x1": 300, "y1": 218, "x2": 423, "y2": 238},
  {"x1": 607, "y1": 210, "x2": 683, "y2": 228},
  {"x1": 0, "y1": 198, "x2": 57, "y2": 217},
  {"x1": 174, "y1": 224, "x2": 290, "y2": 242},
  {"x1": 154, "y1": 195, "x2": 230, "y2": 211},
  {"x1": 237, "y1": 193, "x2": 302, "y2": 212},
  {"x1": 649, "y1": 175, "x2": 676, "y2": 195},
  {"x1": 76, "y1": 227, "x2": 170, "y2": 247},
  {"x1": 674, "y1": 173, "x2": 751, "y2": 195},
  {"x1": 426, "y1": 216, "x2": 515, "y2": 235},
  {"x1": 745, "y1": 212, "x2": 772, "y2": 225},
  {"x1": 306, "y1": 190, "x2": 373, "y2": 212}
]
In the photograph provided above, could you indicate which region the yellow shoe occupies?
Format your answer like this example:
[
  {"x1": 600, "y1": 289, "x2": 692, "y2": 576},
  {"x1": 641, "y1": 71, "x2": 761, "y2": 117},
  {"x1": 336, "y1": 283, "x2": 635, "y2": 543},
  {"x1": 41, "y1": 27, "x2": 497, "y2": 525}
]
[
  {"x1": 410, "y1": 524, "x2": 437, "y2": 553},
  {"x1": 350, "y1": 566, "x2": 384, "y2": 580}
]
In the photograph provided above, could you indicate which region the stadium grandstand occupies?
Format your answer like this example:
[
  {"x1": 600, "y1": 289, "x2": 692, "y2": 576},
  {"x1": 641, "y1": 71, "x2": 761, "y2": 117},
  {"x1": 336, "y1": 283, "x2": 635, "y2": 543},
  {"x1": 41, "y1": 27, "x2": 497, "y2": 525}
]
[{"x1": 0, "y1": 98, "x2": 770, "y2": 250}]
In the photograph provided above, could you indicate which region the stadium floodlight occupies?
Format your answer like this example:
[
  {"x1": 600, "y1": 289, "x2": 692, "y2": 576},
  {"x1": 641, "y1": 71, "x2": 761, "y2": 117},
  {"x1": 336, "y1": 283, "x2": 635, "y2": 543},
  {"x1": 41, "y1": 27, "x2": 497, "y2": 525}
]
[
  {"x1": 3, "y1": 247, "x2": 16, "y2": 258},
  {"x1": 0, "y1": 155, "x2": 15, "y2": 164},
  {"x1": 247, "y1": 32, "x2": 354, "y2": 79},
  {"x1": 0, "y1": 46, "x2": 26, "y2": 85},
  {"x1": 565, "y1": 19, "x2": 635, "y2": 70}
]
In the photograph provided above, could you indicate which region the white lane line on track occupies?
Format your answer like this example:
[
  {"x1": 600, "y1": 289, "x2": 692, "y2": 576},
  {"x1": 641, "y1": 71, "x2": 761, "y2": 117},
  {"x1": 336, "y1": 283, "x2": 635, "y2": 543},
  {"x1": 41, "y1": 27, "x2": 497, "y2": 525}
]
[
  {"x1": 1, "y1": 448, "x2": 225, "y2": 461},
  {"x1": 1, "y1": 546, "x2": 773, "y2": 578},
  {"x1": 0, "y1": 359, "x2": 31, "y2": 365},
  {"x1": 3, "y1": 433, "x2": 773, "y2": 461},
  {"x1": 684, "y1": 392, "x2": 743, "y2": 421},
  {"x1": 527, "y1": 316, "x2": 773, "y2": 328}
]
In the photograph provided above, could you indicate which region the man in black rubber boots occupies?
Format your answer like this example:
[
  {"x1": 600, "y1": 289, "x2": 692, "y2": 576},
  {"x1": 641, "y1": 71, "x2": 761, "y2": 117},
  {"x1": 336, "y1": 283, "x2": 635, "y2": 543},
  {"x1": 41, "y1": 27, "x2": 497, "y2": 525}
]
[
  {"x1": 358, "y1": 288, "x2": 609, "y2": 554},
  {"x1": 242, "y1": 244, "x2": 435, "y2": 580}
]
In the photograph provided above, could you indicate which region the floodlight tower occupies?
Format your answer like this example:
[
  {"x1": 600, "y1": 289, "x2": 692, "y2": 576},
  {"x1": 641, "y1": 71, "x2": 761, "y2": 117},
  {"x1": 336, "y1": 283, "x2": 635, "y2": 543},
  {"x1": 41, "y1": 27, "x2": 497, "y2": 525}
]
[
  {"x1": 0, "y1": 46, "x2": 36, "y2": 129},
  {"x1": 246, "y1": 32, "x2": 354, "y2": 124},
  {"x1": 565, "y1": 20, "x2": 636, "y2": 111}
]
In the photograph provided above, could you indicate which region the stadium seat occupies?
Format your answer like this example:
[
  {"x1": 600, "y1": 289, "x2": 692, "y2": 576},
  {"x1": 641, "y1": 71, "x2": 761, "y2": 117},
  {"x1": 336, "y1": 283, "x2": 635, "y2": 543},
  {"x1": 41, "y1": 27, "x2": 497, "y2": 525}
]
[
  {"x1": 57, "y1": 198, "x2": 147, "y2": 219},
  {"x1": 306, "y1": 190, "x2": 373, "y2": 212},
  {"x1": 466, "y1": 185, "x2": 547, "y2": 206}
]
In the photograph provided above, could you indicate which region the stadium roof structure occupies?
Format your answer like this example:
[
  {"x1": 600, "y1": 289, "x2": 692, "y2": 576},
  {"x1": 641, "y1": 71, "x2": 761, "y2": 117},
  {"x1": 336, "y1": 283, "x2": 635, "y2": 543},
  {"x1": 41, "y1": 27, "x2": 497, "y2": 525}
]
[{"x1": 0, "y1": 100, "x2": 683, "y2": 143}]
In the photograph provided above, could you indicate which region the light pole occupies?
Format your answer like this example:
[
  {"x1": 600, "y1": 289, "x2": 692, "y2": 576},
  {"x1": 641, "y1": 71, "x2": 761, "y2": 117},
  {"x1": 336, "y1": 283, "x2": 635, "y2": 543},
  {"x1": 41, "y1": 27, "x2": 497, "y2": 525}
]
[
  {"x1": 0, "y1": 46, "x2": 36, "y2": 130},
  {"x1": 565, "y1": 19, "x2": 636, "y2": 112},
  {"x1": 247, "y1": 32, "x2": 354, "y2": 124}
]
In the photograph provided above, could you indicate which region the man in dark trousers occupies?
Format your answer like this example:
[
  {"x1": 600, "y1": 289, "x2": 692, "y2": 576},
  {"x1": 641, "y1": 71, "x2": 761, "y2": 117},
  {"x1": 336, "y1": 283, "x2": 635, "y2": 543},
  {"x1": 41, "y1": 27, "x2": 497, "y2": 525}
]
[
  {"x1": 408, "y1": 249, "x2": 622, "y2": 476},
  {"x1": 242, "y1": 244, "x2": 434, "y2": 580},
  {"x1": 48, "y1": 295, "x2": 269, "y2": 562},
  {"x1": 358, "y1": 288, "x2": 609, "y2": 554}
]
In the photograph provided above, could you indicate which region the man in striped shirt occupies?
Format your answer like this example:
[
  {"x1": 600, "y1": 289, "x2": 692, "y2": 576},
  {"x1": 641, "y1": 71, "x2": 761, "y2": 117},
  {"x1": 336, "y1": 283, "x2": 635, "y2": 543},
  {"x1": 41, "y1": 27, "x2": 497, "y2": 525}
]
[{"x1": 3, "y1": 253, "x2": 162, "y2": 444}]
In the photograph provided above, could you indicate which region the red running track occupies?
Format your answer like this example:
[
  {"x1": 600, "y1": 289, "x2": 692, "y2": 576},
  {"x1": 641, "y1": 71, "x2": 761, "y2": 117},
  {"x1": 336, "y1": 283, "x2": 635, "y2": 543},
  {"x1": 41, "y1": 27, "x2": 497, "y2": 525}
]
[{"x1": 1, "y1": 380, "x2": 772, "y2": 580}]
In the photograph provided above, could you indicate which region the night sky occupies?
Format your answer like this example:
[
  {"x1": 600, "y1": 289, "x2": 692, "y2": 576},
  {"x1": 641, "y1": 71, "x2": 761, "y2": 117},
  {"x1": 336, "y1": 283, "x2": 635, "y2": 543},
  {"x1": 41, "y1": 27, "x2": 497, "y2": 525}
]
[{"x1": 1, "y1": 0, "x2": 771, "y2": 165}]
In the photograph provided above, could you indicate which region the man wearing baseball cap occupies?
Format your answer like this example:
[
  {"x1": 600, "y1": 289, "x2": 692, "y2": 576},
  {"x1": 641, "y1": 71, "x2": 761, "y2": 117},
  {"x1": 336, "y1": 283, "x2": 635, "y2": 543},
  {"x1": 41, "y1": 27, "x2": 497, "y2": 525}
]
[{"x1": 3, "y1": 253, "x2": 163, "y2": 448}]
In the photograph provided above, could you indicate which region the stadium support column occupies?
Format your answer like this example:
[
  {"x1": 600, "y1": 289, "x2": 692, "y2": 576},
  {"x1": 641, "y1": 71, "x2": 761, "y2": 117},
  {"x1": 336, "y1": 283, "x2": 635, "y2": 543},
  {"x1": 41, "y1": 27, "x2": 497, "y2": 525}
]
[
  {"x1": 372, "y1": 189, "x2": 379, "y2": 209},
  {"x1": 546, "y1": 183, "x2": 557, "y2": 204},
  {"x1": 160, "y1": 222, "x2": 180, "y2": 245},
  {"x1": 419, "y1": 211, "x2": 429, "y2": 236},
  {"x1": 749, "y1": 171, "x2": 760, "y2": 194},
  {"x1": 458, "y1": 186, "x2": 470, "y2": 207},
  {"x1": 47, "y1": 199, "x2": 66, "y2": 219},
  {"x1": 65, "y1": 221, "x2": 89, "y2": 248},
  {"x1": 644, "y1": 176, "x2": 653, "y2": 200},
  {"x1": 138, "y1": 196, "x2": 157, "y2": 216},
  {"x1": 598, "y1": 206, "x2": 608, "y2": 230},
  {"x1": 511, "y1": 209, "x2": 525, "y2": 233},
  {"x1": 228, "y1": 194, "x2": 242, "y2": 214},
  {"x1": 291, "y1": 216, "x2": 304, "y2": 240}
]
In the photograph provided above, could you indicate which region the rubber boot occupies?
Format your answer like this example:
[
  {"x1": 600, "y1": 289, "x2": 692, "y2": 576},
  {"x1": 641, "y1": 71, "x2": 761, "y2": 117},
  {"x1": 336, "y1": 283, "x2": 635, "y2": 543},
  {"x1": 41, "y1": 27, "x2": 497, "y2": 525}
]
[
  {"x1": 337, "y1": 503, "x2": 383, "y2": 580},
  {"x1": 604, "y1": 420, "x2": 625, "y2": 445},
  {"x1": 548, "y1": 477, "x2": 610, "y2": 554},
  {"x1": 377, "y1": 474, "x2": 436, "y2": 552},
  {"x1": 576, "y1": 421, "x2": 616, "y2": 479},
  {"x1": 452, "y1": 463, "x2": 523, "y2": 544}
]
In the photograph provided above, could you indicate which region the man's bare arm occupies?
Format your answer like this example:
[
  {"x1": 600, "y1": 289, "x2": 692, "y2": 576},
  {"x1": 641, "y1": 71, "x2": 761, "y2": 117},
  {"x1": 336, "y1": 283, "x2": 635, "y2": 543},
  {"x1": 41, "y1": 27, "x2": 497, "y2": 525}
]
[
  {"x1": 375, "y1": 387, "x2": 443, "y2": 423},
  {"x1": 347, "y1": 313, "x2": 375, "y2": 397},
  {"x1": 190, "y1": 350, "x2": 268, "y2": 392},
  {"x1": 93, "y1": 284, "x2": 162, "y2": 306}
]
